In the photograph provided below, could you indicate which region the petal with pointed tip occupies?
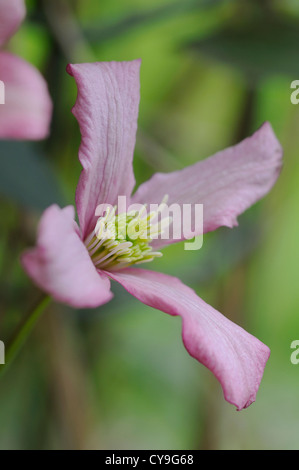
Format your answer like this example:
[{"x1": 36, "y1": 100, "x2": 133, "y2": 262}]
[
  {"x1": 108, "y1": 268, "x2": 270, "y2": 410},
  {"x1": 132, "y1": 123, "x2": 283, "y2": 248},
  {"x1": 67, "y1": 60, "x2": 141, "y2": 239}
]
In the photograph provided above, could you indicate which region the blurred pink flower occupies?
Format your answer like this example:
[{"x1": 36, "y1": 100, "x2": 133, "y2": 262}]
[
  {"x1": 22, "y1": 60, "x2": 283, "y2": 410},
  {"x1": 0, "y1": 0, "x2": 52, "y2": 140}
]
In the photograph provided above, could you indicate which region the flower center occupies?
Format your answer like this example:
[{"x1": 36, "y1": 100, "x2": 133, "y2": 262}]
[{"x1": 84, "y1": 196, "x2": 171, "y2": 271}]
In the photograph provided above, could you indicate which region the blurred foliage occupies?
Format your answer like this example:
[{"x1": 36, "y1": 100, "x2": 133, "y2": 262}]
[
  {"x1": 0, "y1": 0, "x2": 299, "y2": 450},
  {"x1": 188, "y1": 16, "x2": 299, "y2": 80},
  {"x1": 0, "y1": 141, "x2": 65, "y2": 210}
]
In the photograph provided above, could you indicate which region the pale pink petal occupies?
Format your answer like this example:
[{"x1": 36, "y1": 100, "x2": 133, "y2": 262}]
[
  {"x1": 22, "y1": 205, "x2": 113, "y2": 308},
  {"x1": 0, "y1": 52, "x2": 52, "y2": 140},
  {"x1": 132, "y1": 122, "x2": 283, "y2": 248},
  {"x1": 67, "y1": 60, "x2": 141, "y2": 239},
  {"x1": 0, "y1": 0, "x2": 25, "y2": 46},
  {"x1": 108, "y1": 268, "x2": 270, "y2": 410}
]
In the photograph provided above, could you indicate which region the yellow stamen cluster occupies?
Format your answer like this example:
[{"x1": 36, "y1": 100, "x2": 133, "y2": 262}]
[{"x1": 85, "y1": 196, "x2": 171, "y2": 271}]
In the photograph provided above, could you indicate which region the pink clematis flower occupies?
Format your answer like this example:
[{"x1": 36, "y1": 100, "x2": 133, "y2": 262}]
[
  {"x1": 0, "y1": 0, "x2": 52, "y2": 140},
  {"x1": 22, "y1": 60, "x2": 282, "y2": 410}
]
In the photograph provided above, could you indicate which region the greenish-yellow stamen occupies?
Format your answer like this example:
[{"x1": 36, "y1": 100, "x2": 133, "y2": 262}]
[{"x1": 85, "y1": 196, "x2": 171, "y2": 271}]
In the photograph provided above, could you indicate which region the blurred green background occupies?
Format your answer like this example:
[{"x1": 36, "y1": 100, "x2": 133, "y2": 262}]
[{"x1": 0, "y1": 0, "x2": 299, "y2": 450}]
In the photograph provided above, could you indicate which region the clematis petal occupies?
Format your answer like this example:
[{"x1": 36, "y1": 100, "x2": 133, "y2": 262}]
[
  {"x1": 22, "y1": 205, "x2": 113, "y2": 308},
  {"x1": 0, "y1": 52, "x2": 52, "y2": 140},
  {"x1": 132, "y1": 122, "x2": 283, "y2": 248},
  {"x1": 0, "y1": 0, "x2": 25, "y2": 46},
  {"x1": 108, "y1": 268, "x2": 270, "y2": 410},
  {"x1": 67, "y1": 60, "x2": 141, "y2": 239}
]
